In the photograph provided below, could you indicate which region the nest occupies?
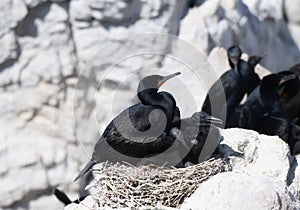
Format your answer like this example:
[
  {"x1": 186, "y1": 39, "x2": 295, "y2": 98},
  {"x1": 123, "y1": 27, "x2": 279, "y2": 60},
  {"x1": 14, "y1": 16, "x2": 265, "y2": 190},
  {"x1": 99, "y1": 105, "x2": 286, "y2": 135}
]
[{"x1": 86, "y1": 158, "x2": 231, "y2": 209}]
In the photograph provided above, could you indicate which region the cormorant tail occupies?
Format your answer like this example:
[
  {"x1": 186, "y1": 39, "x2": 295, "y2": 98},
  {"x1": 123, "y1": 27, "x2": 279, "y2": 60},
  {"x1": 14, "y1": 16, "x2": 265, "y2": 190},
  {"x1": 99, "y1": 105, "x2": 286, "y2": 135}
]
[
  {"x1": 54, "y1": 188, "x2": 72, "y2": 205},
  {"x1": 73, "y1": 160, "x2": 95, "y2": 182}
]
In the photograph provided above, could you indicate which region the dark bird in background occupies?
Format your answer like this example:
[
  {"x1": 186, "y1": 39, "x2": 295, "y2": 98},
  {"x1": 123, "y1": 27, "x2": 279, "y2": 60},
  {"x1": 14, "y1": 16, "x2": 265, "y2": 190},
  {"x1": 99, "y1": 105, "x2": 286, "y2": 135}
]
[
  {"x1": 54, "y1": 188, "x2": 87, "y2": 206},
  {"x1": 202, "y1": 46, "x2": 262, "y2": 128},
  {"x1": 74, "y1": 72, "x2": 181, "y2": 181},
  {"x1": 171, "y1": 111, "x2": 223, "y2": 167},
  {"x1": 282, "y1": 64, "x2": 300, "y2": 123},
  {"x1": 225, "y1": 55, "x2": 264, "y2": 128},
  {"x1": 239, "y1": 71, "x2": 299, "y2": 142}
]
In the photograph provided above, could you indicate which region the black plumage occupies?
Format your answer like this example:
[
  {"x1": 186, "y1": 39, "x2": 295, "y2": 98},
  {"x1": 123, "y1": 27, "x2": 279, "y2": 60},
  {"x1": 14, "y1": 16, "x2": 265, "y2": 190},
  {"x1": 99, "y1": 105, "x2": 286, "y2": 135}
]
[
  {"x1": 54, "y1": 188, "x2": 86, "y2": 206},
  {"x1": 168, "y1": 112, "x2": 222, "y2": 167},
  {"x1": 225, "y1": 55, "x2": 263, "y2": 128},
  {"x1": 283, "y1": 64, "x2": 300, "y2": 122},
  {"x1": 74, "y1": 73, "x2": 181, "y2": 181},
  {"x1": 239, "y1": 71, "x2": 299, "y2": 142},
  {"x1": 202, "y1": 46, "x2": 262, "y2": 128}
]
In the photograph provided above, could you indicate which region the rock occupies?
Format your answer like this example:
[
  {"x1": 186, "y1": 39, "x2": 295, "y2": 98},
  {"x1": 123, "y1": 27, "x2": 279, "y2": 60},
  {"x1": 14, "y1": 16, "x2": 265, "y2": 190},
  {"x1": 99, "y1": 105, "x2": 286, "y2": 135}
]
[
  {"x1": 180, "y1": 172, "x2": 299, "y2": 210},
  {"x1": 288, "y1": 23, "x2": 300, "y2": 50},
  {"x1": 29, "y1": 194, "x2": 64, "y2": 210},
  {"x1": 284, "y1": 0, "x2": 300, "y2": 24},
  {"x1": 64, "y1": 196, "x2": 179, "y2": 210},
  {"x1": 243, "y1": 0, "x2": 283, "y2": 20},
  {"x1": 220, "y1": 128, "x2": 292, "y2": 182},
  {"x1": 0, "y1": 0, "x2": 28, "y2": 34},
  {"x1": 288, "y1": 155, "x2": 300, "y2": 201},
  {"x1": 0, "y1": 31, "x2": 18, "y2": 65},
  {"x1": 179, "y1": 0, "x2": 300, "y2": 72}
]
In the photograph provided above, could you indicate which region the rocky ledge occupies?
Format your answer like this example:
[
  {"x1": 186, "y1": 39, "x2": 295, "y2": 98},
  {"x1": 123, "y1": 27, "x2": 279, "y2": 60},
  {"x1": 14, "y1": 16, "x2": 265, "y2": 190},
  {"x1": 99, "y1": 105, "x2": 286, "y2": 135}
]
[{"x1": 64, "y1": 128, "x2": 300, "y2": 210}]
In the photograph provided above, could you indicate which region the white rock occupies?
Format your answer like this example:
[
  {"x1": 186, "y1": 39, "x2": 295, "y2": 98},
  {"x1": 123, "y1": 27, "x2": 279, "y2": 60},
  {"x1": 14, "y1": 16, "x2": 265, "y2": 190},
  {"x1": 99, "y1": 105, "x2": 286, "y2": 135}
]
[
  {"x1": 180, "y1": 172, "x2": 299, "y2": 210},
  {"x1": 243, "y1": 0, "x2": 283, "y2": 20},
  {"x1": 284, "y1": 0, "x2": 300, "y2": 24},
  {"x1": 179, "y1": 0, "x2": 300, "y2": 72},
  {"x1": 0, "y1": 0, "x2": 28, "y2": 34},
  {"x1": 288, "y1": 155, "x2": 300, "y2": 201},
  {"x1": 0, "y1": 31, "x2": 18, "y2": 64},
  {"x1": 64, "y1": 196, "x2": 97, "y2": 210},
  {"x1": 220, "y1": 128, "x2": 291, "y2": 182},
  {"x1": 0, "y1": 166, "x2": 48, "y2": 206},
  {"x1": 288, "y1": 23, "x2": 300, "y2": 50},
  {"x1": 29, "y1": 194, "x2": 64, "y2": 210}
]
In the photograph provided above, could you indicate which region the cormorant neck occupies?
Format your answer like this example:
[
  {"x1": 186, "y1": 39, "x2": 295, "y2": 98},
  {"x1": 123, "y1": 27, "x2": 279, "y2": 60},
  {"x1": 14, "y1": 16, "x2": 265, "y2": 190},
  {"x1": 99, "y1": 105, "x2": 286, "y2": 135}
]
[
  {"x1": 228, "y1": 58, "x2": 235, "y2": 71},
  {"x1": 137, "y1": 88, "x2": 159, "y2": 105},
  {"x1": 138, "y1": 88, "x2": 177, "y2": 132}
]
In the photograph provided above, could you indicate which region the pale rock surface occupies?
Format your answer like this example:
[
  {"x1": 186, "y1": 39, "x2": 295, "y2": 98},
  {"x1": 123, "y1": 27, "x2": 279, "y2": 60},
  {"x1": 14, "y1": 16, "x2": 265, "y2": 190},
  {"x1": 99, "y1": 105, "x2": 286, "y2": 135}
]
[
  {"x1": 179, "y1": 0, "x2": 300, "y2": 72},
  {"x1": 220, "y1": 128, "x2": 292, "y2": 183},
  {"x1": 288, "y1": 155, "x2": 300, "y2": 201},
  {"x1": 284, "y1": 0, "x2": 300, "y2": 24},
  {"x1": 180, "y1": 172, "x2": 299, "y2": 210}
]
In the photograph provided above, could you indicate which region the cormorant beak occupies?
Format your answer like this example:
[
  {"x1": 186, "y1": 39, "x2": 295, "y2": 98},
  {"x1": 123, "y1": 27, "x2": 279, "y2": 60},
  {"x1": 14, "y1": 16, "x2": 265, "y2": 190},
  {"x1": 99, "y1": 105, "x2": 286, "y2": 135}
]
[
  {"x1": 205, "y1": 116, "x2": 223, "y2": 126},
  {"x1": 157, "y1": 72, "x2": 181, "y2": 87},
  {"x1": 278, "y1": 74, "x2": 297, "y2": 85}
]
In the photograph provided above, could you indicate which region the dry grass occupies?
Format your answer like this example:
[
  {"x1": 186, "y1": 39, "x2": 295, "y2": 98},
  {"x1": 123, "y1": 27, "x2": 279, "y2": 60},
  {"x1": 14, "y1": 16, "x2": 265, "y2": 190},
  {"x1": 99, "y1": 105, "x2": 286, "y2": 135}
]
[{"x1": 86, "y1": 158, "x2": 231, "y2": 209}]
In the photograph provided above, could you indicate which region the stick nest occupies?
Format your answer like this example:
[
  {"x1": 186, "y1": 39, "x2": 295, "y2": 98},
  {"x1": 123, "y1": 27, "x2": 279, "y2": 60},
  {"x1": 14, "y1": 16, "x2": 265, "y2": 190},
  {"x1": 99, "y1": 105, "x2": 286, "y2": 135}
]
[{"x1": 87, "y1": 158, "x2": 231, "y2": 209}]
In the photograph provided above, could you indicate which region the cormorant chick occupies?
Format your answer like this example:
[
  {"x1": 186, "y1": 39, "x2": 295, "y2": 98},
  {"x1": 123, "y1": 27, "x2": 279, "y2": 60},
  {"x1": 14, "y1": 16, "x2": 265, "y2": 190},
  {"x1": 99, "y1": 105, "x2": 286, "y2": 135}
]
[
  {"x1": 170, "y1": 112, "x2": 223, "y2": 167},
  {"x1": 74, "y1": 72, "x2": 181, "y2": 181}
]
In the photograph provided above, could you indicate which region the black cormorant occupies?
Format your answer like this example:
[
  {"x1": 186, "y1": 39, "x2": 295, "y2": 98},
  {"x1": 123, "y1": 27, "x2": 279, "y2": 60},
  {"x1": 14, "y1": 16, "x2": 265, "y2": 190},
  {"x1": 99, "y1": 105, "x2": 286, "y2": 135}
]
[
  {"x1": 239, "y1": 71, "x2": 299, "y2": 141},
  {"x1": 202, "y1": 46, "x2": 262, "y2": 127},
  {"x1": 74, "y1": 72, "x2": 181, "y2": 181},
  {"x1": 225, "y1": 55, "x2": 264, "y2": 128},
  {"x1": 282, "y1": 64, "x2": 300, "y2": 123}
]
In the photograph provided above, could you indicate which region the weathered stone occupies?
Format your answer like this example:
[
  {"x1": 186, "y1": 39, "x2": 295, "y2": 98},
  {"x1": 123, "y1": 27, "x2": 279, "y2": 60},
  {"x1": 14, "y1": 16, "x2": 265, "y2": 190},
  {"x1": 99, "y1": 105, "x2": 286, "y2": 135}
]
[
  {"x1": 179, "y1": 0, "x2": 300, "y2": 72},
  {"x1": 243, "y1": 0, "x2": 283, "y2": 20},
  {"x1": 29, "y1": 195, "x2": 64, "y2": 210},
  {"x1": 220, "y1": 128, "x2": 291, "y2": 182},
  {"x1": 284, "y1": 0, "x2": 300, "y2": 24},
  {"x1": 0, "y1": 0, "x2": 28, "y2": 34},
  {"x1": 0, "y1": 31, "x2": 18, "y2": 65},
  {"x1": 180, "y1": 172, "x2": 299, "y2": 210},
  {"x1": 288, "y1": 155, "x2": 300, "y2": 202},
  {"x1": 288, "y1": 23, "x2": 300, "y2": 50}
]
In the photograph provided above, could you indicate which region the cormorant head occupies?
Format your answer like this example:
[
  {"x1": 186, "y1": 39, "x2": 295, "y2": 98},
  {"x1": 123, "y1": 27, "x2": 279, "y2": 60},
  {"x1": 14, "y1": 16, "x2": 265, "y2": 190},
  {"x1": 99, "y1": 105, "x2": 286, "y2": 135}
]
[
  {"x1": 137, "y1": 72, "x2": 181, "y2": 93},
  {"x1": 191, "y1": 112, "x2": 223, "y2": 127},
  {"x1": 260, "y1": 71, "x2": 299, "y2": 101},
  {"x1": 277, "y1": 71, "x2": 299, "y2": 100},
  {"x1": 227, "y1": 46, "x2": 242, "y2": 70}
]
